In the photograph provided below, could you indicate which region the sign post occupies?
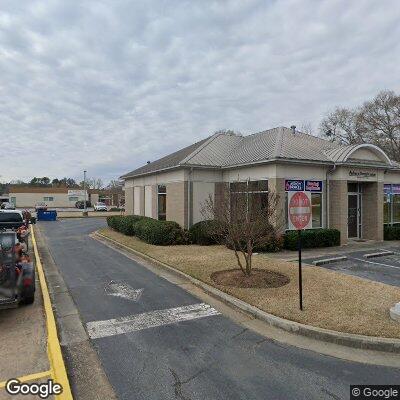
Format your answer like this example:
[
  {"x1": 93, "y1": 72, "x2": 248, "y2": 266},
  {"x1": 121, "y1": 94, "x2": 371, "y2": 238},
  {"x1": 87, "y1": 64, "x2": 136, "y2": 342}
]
[{"x1": 288, "y1": 191, "x2": 312, "y2": 311}]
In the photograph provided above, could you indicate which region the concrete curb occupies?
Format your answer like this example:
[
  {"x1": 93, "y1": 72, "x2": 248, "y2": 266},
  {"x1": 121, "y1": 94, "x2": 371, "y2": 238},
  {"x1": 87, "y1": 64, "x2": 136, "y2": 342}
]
[
  {"x1": 312, "y1": 256, "x2": 347, "y2": 266},
  {"x1": 94, "y1": 231, "x2": 400, "y2": 354},
  {"x1": 364, "y1": 251, "x2": 394, "y2": 259}
]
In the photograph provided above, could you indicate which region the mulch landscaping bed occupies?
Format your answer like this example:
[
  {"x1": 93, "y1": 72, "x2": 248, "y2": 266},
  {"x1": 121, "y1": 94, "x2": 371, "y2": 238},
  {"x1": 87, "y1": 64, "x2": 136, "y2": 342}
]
[{"x1": 211, "y1": 269, "x2": 290, "y2": 288}]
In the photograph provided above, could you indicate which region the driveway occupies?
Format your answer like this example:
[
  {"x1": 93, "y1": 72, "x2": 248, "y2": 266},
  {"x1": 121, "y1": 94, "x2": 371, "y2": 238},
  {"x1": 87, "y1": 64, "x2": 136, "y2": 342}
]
[
  {"x1": 38, "y1": 219, "x2": 400, "y2": 400},
  {"x1": 304, "y1": 246, "x2": 400, "y2": 287}
]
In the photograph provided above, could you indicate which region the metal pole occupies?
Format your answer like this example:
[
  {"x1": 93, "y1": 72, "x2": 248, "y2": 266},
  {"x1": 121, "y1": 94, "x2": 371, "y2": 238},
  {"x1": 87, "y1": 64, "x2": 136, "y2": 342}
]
[
  {"x1": 83, "y1": 170, "x2": 87, "y2": 214},
  {"x1": 298, "y1": 229, "x2": 303, "y2": 311}
]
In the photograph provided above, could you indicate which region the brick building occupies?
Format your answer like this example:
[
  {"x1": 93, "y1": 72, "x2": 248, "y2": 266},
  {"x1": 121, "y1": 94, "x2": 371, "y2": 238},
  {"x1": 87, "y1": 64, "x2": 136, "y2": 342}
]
[{"x1": 121, "y1": 127, "x2": 400, "y2": 244}]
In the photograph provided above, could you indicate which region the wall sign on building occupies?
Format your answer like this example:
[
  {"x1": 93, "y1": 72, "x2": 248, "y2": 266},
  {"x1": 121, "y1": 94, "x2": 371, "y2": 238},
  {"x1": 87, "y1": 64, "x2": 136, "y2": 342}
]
[
  {"x1": 68, "y1": 189, "x2": 87, "y2": 197},
  {"x1": 285, "y1": 180, "x2": 323, "y2": 192},
  {"x1": 348, "y1": 170, "x2": 376, "y2": 179},
  {"x1": 305, "y1": 180, "x2": 323, "y2": 192},
  {"x1": 285, "y1": 180, "x2": 304, "y2": 192}
]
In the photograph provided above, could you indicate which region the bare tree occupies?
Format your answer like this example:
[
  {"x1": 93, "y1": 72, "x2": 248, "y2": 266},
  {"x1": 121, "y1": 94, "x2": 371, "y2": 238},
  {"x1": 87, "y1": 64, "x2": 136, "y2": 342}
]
[
  {"x1": 300, "y1": 121, "x2": 313, "y2": 135},
  {"x1": 319, "y1": 90, "x2": 400, "y2": 161},
  {"x1": 201, "y1": 182, "x2": 283, "y2": 276},
  {"x1": 357, "y1": 90, "x2": 400, "y2": 161},
  {"x1": 106, "y1": 179, "x2": 123, "y2": 189},
  {"x1": 320, "y1": 107, "x2": 364, "y2": 145},
  {"x1": 81, "y1": 177, "x2": 104, "y2": 190}
]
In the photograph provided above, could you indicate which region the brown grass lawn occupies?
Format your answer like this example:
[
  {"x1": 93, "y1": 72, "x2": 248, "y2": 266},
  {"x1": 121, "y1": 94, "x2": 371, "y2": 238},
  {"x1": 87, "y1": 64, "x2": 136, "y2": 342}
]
[{"x1": 99, "y1": 227, "x2": 400, "y2": 339}]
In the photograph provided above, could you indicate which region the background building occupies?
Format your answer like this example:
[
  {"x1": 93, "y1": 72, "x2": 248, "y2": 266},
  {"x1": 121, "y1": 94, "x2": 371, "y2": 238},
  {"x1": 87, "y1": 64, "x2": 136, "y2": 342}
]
[{"x1": 7, "y1": 186, "x2": 124, "y2": 208}]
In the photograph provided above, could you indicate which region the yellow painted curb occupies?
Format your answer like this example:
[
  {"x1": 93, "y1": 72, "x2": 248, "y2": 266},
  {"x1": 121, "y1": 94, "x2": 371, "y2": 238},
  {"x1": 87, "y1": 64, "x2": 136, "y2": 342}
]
[
  {"x1": 31, "y1": 226, "x2": 73, "y2": 399},
  {"x1": 0, "y1": 370, "x2": 51, "y2": 389}
]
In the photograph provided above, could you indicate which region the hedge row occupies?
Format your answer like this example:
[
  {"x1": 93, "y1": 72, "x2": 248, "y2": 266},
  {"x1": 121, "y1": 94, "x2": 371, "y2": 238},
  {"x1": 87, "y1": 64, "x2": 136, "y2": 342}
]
[
  {"x1": 107, "y1": 215, "x2": 186, "y2": 245},
  {"x1": 107, "y1": 216, "x2": 341, "y2": 251},
  {"x1": 283, "y1": 228, "x2": 340, "y2": 250},
  {"x1": 384, "y1": 225, "x2": 400, "y2": 240}
]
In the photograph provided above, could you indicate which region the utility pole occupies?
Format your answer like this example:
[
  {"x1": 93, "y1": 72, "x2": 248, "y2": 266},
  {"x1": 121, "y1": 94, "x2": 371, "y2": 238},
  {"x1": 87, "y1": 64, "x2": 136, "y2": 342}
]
[{"x1": 83, "y1": 170, "x2": 87, "y2": 216}]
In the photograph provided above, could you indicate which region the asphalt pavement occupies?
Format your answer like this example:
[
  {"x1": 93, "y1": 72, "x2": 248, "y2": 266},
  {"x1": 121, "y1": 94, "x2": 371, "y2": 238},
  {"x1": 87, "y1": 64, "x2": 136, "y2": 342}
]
[
  {"x1": 304, "y1": 246, "x2": 400, "y2": 287},
  {"x1": 39, "y1": 218, "x2": 400, "y2": 400}
]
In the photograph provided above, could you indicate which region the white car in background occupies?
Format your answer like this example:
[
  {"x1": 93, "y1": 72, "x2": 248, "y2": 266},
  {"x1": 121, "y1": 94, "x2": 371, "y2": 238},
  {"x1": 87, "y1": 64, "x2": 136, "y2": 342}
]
[
  {"x1": 93, "y1": 202, "x2": 108, "y2": 211},
  {"x1": 1, "y1": 202, "x2": 15, "y2": 210}
]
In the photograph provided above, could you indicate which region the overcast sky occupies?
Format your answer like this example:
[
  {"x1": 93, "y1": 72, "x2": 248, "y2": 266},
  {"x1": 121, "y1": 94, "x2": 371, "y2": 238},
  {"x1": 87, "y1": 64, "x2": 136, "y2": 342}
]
[{"x1": 1, "y1": 0, "x2": 399, "y2": 183}]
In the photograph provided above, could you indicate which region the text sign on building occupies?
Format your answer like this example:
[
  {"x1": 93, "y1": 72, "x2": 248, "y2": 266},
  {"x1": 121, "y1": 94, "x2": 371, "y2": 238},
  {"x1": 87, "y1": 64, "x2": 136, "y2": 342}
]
[
  {"x1": 305, "y1": 180, "x2": 322, "y2": 192},
  {"x1": 285, "y1": 180, "x2": 304, "y2": 192},
  {"x1": 288, "y1": 191, "x2": 312, "y2": 230},
  {"x1": 348, "y1": 170, "x2": 377, "y2": 179},
  {"x1": 67, "y1": 189, "x2": 87, "y2": 197}
]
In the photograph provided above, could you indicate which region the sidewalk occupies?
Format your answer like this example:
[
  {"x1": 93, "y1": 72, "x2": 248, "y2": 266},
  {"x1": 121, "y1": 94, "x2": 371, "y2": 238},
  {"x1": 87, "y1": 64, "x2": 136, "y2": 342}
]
[{"x1": 0, "y1": 263, "x2": 49, "y2": 399}]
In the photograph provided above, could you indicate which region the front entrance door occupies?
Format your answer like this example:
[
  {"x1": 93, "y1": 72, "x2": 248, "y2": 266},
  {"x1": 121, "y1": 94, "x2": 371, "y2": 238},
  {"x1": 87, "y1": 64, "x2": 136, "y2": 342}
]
[{"x1": 348, "y1": 194, "x2": 360, "y2": 238}]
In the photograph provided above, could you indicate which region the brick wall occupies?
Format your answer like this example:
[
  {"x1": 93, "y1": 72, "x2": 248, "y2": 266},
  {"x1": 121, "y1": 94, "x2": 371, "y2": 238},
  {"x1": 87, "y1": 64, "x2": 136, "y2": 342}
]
[
  {"x1": 362, "y1": 182, "x2": 384, "y2": 241},
  {"x1": 328, "y1": 180, "x2": 348, "y2": 245},
  {"x1": 125, "y1": 187, "x2": 134, "y2": 215},
  {"x1": 166, "y1": 182, "x2": 188, "y2": 228},
  {"x1": 268, "y1": 178, "x2": 286, "y2": 233},
  {"x1": 214, "y1": 182, "x2": 229, "y2": 219}
]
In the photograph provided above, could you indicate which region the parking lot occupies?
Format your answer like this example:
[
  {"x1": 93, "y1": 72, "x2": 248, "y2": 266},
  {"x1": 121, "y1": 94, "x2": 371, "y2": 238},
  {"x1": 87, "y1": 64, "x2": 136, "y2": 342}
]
[{"x1": 304, "y1": 245, "x2": 400, "y2": 287}]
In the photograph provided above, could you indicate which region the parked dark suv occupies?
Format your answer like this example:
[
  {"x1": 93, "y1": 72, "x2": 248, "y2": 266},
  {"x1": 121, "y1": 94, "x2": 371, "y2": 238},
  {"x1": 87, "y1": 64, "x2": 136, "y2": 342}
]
[{"x1": 75, "y1": 200, "x2": 91, "y2": 209}]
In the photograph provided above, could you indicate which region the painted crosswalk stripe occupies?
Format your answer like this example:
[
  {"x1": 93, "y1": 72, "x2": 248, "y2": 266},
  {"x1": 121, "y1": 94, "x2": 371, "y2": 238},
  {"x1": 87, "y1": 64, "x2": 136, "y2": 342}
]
[{"x1": 86, "y1": 303, "x2": 220, "y2": 339}]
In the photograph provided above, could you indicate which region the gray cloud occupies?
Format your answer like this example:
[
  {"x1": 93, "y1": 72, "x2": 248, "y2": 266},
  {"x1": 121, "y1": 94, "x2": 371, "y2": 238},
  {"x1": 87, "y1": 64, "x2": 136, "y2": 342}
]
[{"x1": 1, "y1": 0, "x2": 400, "y2": 182}]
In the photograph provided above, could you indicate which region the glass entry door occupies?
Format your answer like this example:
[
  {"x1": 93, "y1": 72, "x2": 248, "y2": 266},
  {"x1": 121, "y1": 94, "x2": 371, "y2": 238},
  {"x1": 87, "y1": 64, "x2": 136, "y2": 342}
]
[{"x1": 348, "y1": 194, "x2": 360, "y2": 238}]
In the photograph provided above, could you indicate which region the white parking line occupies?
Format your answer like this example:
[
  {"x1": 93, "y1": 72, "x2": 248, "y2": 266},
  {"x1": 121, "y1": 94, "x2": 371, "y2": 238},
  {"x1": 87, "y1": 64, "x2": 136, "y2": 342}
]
[
  {"x1": 351, "y1": 257, "x2": 400, "y2": 270},
  {"x1": 86, "y1": 303, "x2": 220, "y2": 339}
]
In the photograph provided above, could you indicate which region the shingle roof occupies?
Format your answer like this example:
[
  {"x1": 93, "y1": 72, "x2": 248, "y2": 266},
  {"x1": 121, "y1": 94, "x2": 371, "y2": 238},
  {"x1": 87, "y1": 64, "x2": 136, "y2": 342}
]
[{"x1": 121, "y1": 127, "x2": 395, "y2": 179}]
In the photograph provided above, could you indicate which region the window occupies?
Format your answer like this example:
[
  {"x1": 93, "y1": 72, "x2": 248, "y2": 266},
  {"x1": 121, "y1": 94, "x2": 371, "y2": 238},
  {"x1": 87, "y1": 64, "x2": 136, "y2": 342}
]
[
  {"x1": 311, "y1": 193, "x2": 322, "y2": 228},
  {"x1": 229, "y1": 180, "x2": 268, "y2": 220},
  {"x1": 393, "y1": 195, "x2": 400, "y2": 223},
  {"x1": 384, "y1": 194, "x2": 391, "y2": 224},
  {"x1": 285, "y1": 180, "x2": 323, "y2": 229},
  {"x1": 69, "y1": 196, "x2": 79, "y2": 202},
  {"x1": 43, "y1": 197, "x2": 54, "y2": 202},
  {"x1": 158, "y1": 185, "x2": 166, "y2": 220},
  {"x1": 384, "y1": 185, "x2": 400, "y2": 225}
]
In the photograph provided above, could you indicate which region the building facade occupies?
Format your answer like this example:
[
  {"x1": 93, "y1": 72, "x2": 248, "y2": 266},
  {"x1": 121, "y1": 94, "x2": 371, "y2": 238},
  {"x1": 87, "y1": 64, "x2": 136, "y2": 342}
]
[
  {"x1": 7, "y1": 186, "x2": 124, "y2": 209},
  {"x1": 121, "y1": 127, "x2": 400, "y2": 244}
]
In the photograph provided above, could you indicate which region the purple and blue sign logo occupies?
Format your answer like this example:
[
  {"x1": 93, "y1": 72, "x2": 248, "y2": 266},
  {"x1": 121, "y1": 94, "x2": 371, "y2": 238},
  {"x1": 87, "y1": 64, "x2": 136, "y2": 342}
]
[
  {"x1": 305, "y1": 180, "x2": 323, "y2": 192},
  {"x1": 285, "y1": 180, "x2": 323, "y2": 192},
  {"x1": 285, "y1": 180, "x2": 304, "y2": 191},
  {"x1": 385, "y1": 184, "x2": 400, "y2": 194}
]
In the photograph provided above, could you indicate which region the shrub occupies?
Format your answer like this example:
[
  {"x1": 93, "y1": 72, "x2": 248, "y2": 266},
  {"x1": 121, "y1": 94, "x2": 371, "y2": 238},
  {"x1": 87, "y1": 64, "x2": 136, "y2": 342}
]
[
  {"x1": 283, "y1": 228, "x2": 340, "y2": 250},
  {"x1": 107, "y1": 216, "x2": 125, "y2": 231},
  {"x1": 107, "y1": 215, "x2": 186, "y2": 245},
  {"x1": 107, "y1": 215, "x2": 147, "y2": 236},
  {"x1": 135, "y1": 218, "x2": 186, "y2": 245},
  {"x1": 254, "y1": 234, "x2": 284, "y2": 253},
  {"x1": 384, "y1": 225, "x2": 400, "y2": 240},
  {"x1": 189, "y1": 220, "x2": 219, "y2": 245}
]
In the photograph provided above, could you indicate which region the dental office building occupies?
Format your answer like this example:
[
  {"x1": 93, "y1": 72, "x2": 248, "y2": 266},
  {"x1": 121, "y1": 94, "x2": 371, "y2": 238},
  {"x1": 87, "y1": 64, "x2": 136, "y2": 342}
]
[{"x1": 121, "y1": 127, "x2": 400, "y2": 245}]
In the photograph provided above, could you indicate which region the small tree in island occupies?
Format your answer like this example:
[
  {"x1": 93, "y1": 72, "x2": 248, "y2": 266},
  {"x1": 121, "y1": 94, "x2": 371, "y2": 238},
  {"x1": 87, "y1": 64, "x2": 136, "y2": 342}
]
[{"x1": 201, "y1": 181, "x2": 284, "y2": 276}]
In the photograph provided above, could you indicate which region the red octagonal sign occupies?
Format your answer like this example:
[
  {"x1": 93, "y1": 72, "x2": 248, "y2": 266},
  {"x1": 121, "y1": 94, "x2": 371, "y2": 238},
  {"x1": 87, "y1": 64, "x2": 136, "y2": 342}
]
[{"x1": 289, "y1": 192, "x2": 311, "y2": 230}]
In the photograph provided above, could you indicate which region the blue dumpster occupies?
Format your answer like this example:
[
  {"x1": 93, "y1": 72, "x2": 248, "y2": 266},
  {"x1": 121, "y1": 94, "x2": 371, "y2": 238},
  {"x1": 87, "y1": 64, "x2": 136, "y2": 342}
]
[{"x1": 37, "y1": 210, "x2": 57, "y2": 221}]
